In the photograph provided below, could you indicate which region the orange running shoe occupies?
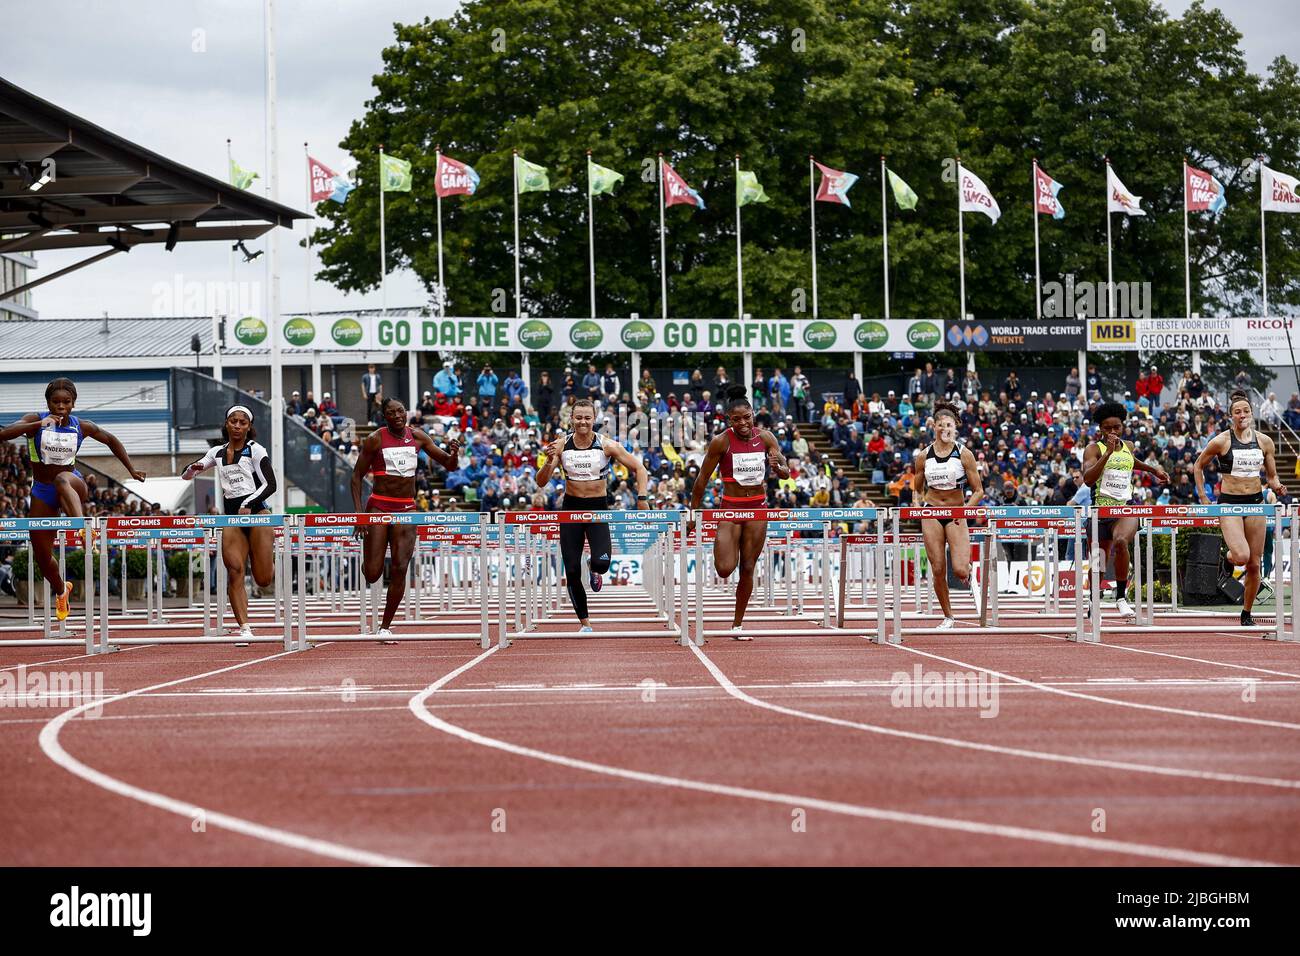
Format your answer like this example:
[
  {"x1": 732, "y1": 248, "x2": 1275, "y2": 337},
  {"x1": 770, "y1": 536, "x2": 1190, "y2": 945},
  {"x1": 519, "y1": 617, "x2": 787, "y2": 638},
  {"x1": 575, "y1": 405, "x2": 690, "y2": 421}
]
[{"x1": 55, "y1": 582, "x2": 72, "y2": 621}]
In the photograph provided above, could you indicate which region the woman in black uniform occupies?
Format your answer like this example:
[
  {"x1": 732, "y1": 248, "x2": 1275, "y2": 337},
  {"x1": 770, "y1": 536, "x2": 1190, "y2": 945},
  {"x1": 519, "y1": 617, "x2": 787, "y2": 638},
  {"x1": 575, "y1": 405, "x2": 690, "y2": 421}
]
[
  {"x1": 535, "y1": 399, "x2": 648, "y2": 631},
  {"x1": 181, "y1": 405, "x2": 277, "y2": 641},
  {"x1": 1194, "y1": 390, "x2": 1286, "y2": 626}
]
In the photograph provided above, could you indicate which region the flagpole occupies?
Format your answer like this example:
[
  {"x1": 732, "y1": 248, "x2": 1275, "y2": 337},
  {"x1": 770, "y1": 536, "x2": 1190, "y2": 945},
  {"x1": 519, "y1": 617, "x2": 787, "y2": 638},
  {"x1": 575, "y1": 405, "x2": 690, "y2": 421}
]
[
  {"x1": 513, "y1": 149, "x2": 521, "y2": 318},
  {"x1": 304, "y1": 142, "x2": 312, "y2": 316},
  {"x1": 735, "y1": 155, "x2": 744, "y2": 320},
  {"x1": 379, "y1": 146, "x2": 388, "y2": 320},
  {"x1": 809, "y1": 155, "x2": 819, "y2": 319},
  {"x1": 1183, "y1": 158, "x2": 1192, "y2": 320},
  {"x1": 588, "y1": 151, "x2": 597, "y2": 319},
  {"x1": 658, "y1": 153, "x2": 667, "y2": 320},
  {"x1": 264, "y1": 0, "x2": 284, "y2": 512},
  {"x1": 1260, "y1": 156, "x2": 1269, "y2": 318},
  {"x1": 226, "y1": 138, "x2": 235, "y2": 342},
  {"x1": 881, "y1": 156, "x2": 890, "y2": 320},
  {"x1": 436, "y1": 146, "x2": 445, "y2": 317},
  {"x1": 957, "y1": 158, "x2": 966, "y2": 322},
  {"x1": 1032, "y1": 159, "x2": 1041, "y2": 321},
  {"x1": 1105, "y1": 157, "x2": 1114, "y2": 318}
]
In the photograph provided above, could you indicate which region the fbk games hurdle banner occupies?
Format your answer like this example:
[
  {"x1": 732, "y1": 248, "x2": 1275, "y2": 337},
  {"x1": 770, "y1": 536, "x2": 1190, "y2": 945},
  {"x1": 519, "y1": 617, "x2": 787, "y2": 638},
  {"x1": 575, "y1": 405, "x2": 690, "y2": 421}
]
[{"x1": 224, "y1": 315, "x2": 945, "y2": 354}]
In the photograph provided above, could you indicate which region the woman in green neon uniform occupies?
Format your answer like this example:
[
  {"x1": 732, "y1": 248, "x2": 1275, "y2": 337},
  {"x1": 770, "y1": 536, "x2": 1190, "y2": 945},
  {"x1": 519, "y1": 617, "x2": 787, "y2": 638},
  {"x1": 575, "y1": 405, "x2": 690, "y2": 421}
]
[{"x1": 1081, "y1": 401, "x2": 1168, "y2": 621}]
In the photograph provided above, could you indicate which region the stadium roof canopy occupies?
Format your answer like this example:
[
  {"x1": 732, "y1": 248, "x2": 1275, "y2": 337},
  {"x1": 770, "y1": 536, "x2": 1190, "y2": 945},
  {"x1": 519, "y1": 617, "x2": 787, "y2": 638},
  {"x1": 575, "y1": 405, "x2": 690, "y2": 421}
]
[{"x1": 0, "y1": 76, "x2": 307, "y2": 300}]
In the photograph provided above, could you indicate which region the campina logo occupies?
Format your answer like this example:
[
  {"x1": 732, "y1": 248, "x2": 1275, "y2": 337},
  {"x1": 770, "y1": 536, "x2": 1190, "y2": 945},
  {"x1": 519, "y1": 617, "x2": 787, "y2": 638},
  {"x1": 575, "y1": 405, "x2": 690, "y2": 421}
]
[
  {"x1": 518, "y1": 319, "x2": 553, "y2": 349},
  {"x1": 569, "y1": 319, "x2": 603, "y2": 349},
  {"x1": 331, "y1": 317, "x2": 364, "y2": 347},
  {"x1": 620, "y1": 319, "x2": 655, "y2": 350},
  {"x1": 282, "y1": 317, "x2": 316, "y2": 346},
  {"x1": 906, "y1": 320, "x2": 942, "y2": 349},
  {"x1": 802, "y1": 320, "x2": 837, "y2": 350},
  {"x1": 854, "y1": 320, "x2": 889, "y2": 350},
  {"x1": 947, "y1": 323, "x2": 990, "y2": 348},
  {"x1": 233, "y1": 316, "x2": 267, "y2": 346}
]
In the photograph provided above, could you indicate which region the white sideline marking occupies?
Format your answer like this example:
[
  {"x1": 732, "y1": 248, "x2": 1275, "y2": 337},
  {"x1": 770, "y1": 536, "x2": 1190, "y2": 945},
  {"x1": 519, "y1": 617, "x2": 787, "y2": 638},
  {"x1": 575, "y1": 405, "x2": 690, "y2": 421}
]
[
  {"x1": 1041, "y1": 632, "x2": 1300, "y2": 679},
  {"x1": 0, "y1": 645, "x2": 145, "y2": 673},
  {"x1": 407, "y1": 647, "x2": 1280, "y2": 866},
  {"x1": 689, "y1": 644, "x2": 1300, "y2": 789},
  {"x1": 38, "y1": 645, "x2": 427, "y2": 867},
  {"x1": 892, "y1": 642, "x2": 1300, "y2": 731}
]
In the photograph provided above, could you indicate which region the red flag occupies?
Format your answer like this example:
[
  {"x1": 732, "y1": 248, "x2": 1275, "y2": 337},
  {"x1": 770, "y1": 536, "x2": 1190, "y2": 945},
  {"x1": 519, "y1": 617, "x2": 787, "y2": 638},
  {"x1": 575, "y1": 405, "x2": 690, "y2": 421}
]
[
  {"x1": 436, "y1": 154, "x2": 480, "y2": 197},
  {"x1": 814, "y1": 161, "x2": 859, "y2": 206},
  {"x1": 662, "y1": 161, "x2": 704, "y2": 208},
  {"x1": 1185, "y1": 163, "x2": 1226, "y2": 213},
  {"x1": 308, "y1": 155, "x2": 340, "y2": 203}
]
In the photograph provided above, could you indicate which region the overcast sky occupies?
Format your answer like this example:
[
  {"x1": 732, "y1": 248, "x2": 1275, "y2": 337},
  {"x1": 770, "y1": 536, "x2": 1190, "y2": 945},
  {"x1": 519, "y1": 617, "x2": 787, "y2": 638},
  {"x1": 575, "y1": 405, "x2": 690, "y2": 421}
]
[{"x1": 2, "y1": 0, "x2": 1293, "y2": 320}]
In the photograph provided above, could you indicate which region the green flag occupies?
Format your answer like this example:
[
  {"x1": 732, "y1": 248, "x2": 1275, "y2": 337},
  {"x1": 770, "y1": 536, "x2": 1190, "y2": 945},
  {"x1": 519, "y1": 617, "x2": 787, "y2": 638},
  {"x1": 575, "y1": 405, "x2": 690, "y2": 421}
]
[
  {"x1": 887, "y1": 168, "x2": 918, "y2": 210},
  {"x1": 736, "y1": 169, "x2": 769, "y2": 206},
  {"x1": 515, "y1": 155, "x2": 550, "y2": 193},
  {"x1": 229, "y1": 158, "x2": 258, "y2": 191},
  {"x1": 588, "y1": 158, "x2": 623, "y2": 196},
  {"x1": 381, "y1": 154, "x2": 412, "y2": 192}
]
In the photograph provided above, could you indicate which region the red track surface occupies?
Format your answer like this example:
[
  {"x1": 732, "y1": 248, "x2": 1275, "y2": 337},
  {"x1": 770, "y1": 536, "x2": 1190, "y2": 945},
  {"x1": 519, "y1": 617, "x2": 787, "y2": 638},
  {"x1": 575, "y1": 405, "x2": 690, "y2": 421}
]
[{"x1": 3, "y1": 612, "x2": 1299, "y2": 866}]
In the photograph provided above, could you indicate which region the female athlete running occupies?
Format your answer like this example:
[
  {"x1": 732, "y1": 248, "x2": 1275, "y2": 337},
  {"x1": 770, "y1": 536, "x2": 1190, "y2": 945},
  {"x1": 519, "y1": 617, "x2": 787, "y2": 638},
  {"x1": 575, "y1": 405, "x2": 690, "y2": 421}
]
[
  {"x1": 351, "y1": 398, "x2": 461, "y2": 640},
  {"x1": 0, "y1": 378, "x2": 145, "y2": 621},
  {"x1": 181, "y1": 404, "x2": 278, "y2": 641},
  {"x1": 535, "y1": 398, "x2": 649, "y2": 632},
  {"x1": 691, "y1": 384, "x2": 790, "y2": 638},
  {"x1": 1194, "y1": 390, "x2": 1285, "y2": 626},
  {"x1": 911, "y1": 401, "x2": 983, "y2": 629}
]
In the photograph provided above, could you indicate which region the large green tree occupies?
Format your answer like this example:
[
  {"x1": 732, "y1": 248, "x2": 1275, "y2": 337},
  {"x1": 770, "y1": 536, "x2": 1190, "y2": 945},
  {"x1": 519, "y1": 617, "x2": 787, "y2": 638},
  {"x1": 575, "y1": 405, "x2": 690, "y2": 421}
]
[{"x1": 313, "y1": 0, "x2": 1300, "y2": 341}]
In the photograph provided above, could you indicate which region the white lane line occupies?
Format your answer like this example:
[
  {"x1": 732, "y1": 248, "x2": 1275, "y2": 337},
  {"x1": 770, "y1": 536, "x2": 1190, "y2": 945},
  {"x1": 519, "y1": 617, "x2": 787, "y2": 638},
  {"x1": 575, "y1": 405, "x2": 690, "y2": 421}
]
[
  {"x1": 1040, "y1": 632, "x2": 1300, "y2": 679},
  {"x1": 891, "y1": 642, "x2": 1300, "y2": 732},
  {"x1": 689, "y1": 644, "x2": 1300, "y2": 790},
  {"x1": 407, "y1": 647, "x2": 1279, "y2": 866},
  {"x1": 0, "y1": 645, "x2": 146, "y2": 673},
  {"x1": 38, "y1": 645, "x2": 426, "y2": 868}
]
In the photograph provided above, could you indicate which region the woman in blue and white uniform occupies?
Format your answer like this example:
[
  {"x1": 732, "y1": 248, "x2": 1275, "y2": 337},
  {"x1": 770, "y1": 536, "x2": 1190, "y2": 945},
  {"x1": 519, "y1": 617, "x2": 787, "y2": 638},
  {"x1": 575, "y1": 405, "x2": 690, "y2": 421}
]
[{"x1": 0, "y1": 378, "x2": 146, "y2": 621}]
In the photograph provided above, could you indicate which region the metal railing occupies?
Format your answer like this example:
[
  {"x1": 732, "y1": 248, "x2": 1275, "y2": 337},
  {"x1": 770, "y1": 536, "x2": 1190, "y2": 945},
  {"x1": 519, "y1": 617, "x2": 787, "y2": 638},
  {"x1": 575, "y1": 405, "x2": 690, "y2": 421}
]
[
  {"x1": 1250, "y1": 385, "x2": 1300, "y2": 461},
  {"x1": 170, "y1": 368, "x2": 366, "y2": 511}
]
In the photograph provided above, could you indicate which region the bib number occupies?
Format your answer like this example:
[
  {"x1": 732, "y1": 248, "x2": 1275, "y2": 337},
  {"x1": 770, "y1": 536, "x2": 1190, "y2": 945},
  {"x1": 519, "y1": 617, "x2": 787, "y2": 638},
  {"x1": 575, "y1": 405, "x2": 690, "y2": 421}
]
[
  {"x1": 730, "y1": 451, "x2": 766, "y2": 486},
  {"x1": 42, "y1": 430, "x2": 78, "y2": 466},
  {"x1": 219, "y1": 463, "x2": 255, "y2": 498},
  {"x1": 1099, "y1": 468, "x2": 1131, "y2": 500},
  {"x1": 1231, "y1": 448, "x2": 1264, "y2": 480}
]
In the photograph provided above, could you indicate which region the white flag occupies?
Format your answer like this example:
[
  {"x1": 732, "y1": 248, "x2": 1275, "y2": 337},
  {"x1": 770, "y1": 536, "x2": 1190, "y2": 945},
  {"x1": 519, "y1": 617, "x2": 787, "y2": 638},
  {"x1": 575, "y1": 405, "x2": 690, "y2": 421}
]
[
  {"x1": 1262, "y1": 164, "x2": 1300, "y2": 213},
  {"x1": 1107, "y1": 166, "x2": 1146, "y2": 216},
  {"x1": 957, "y1": 164, "x2": 1000, "y2": 222}
]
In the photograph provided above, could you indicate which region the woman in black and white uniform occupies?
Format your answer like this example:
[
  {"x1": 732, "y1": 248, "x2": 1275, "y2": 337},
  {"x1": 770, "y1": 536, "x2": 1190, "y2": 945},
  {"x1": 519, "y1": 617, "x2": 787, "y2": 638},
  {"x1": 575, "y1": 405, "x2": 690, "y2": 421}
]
[
  {"x1": 1194, "y1": 390, "x2": 1286, "y2": 626},
  {"x1": 911, "y1": 401, "x2": 983, "y2": 629},
  {"x1": 180, "y1": 404, "x2": 278, "y2": 640},
  {"x1": 534, "y1": 398, "x2": 648, "y2": 632}
]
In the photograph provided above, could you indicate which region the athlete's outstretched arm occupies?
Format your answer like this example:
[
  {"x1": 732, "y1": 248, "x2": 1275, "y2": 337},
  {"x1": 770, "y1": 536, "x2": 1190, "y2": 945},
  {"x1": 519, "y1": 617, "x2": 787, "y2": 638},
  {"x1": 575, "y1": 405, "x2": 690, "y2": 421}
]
[
  {"x1": 80, "y1": 419, "x2": 145, "y2": 481},
  {"x1": 0, "y1": 413, "x2": 51, "y2": 442}
]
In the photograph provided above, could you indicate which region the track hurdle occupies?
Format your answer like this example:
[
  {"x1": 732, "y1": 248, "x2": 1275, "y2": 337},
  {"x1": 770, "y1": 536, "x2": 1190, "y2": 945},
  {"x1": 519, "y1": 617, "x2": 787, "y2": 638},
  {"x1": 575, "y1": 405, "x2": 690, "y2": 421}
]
[
  {"x1": 0, "y1": 515, "x2": 93, "y2": 648},
  {"x1": 1116, "y1": 503, "x2": 1294, "y2": 642},
  {"x1": 498, "y1": 509, "x2": 686, "y2": 645},
  {"x1": 886, "y1": 506, "x2": 1087, "y2": 643},
  {"x1": 690, "y1": 507, "x2": 881, "y2": 644},
  {"x1": 289, "y1": 510, "x2": 491, "y2": 650}
]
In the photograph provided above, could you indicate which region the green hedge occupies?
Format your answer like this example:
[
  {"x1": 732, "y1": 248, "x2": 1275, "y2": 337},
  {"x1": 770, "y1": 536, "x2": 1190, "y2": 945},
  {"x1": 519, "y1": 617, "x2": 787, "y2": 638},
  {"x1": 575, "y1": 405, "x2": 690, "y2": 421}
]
[{"x1": 11, "y1": 548, "x2": 101, "y2": 580}]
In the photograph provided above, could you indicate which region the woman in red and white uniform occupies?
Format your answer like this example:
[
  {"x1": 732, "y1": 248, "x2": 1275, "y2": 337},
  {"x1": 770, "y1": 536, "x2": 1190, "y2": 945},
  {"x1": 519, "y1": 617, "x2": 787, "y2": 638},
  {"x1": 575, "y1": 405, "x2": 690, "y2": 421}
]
[
  {"x1": 691, "y1": 384, "x2": 790, "y2": 637},
  {"x1": 350, "y1": 398, "x2": 461, "y2": 639}
]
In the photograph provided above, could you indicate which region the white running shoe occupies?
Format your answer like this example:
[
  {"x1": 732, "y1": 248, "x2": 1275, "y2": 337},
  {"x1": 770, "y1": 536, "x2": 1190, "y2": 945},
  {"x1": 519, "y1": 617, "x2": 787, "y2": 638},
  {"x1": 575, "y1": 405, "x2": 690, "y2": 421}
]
[
  {"x1": 377, "y1": 627, "x2": 398, "y2": 645},
  {"x1": 578, "y1": 624, "x2": 594, "y2": 633},
  {"x1": 730, "y1": 625, "x2": 753, "y2": 641},
  {"x1": 1116, "y1": 597, "x2": 1135, "y2": 619},
  {"x1": 234, "y1": 624, "x2": 254, "y2": 647},
  {"x1": 937, "y1": 617, "x2": 957, "y2": 630}
]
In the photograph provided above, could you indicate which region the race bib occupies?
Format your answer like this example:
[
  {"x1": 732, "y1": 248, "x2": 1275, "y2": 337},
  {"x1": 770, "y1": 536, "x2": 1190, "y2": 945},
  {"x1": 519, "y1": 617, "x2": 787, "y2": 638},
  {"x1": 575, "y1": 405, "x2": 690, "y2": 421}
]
[
  {"x1": 730, "y1": 451, "x2": 766, "y2": 486},
  {"x1": 219, "y1": 462, "x2": 256, "y2": 497},
  {"x1": 1231, "y1": 448, "x2": 1264, "y2": 480},
  {"x1": 381, "y1": 446, "x2": 418, "y2": 478},
  {"x1": 41, "y1": 429, "x2": 78, "y2": 466},
  {"x1": 1099, "y1": 468, "x2": 1131, "y2": 500},
  {"x1": 925, "y1": 457, "x2": 959, "y2": 491}
]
